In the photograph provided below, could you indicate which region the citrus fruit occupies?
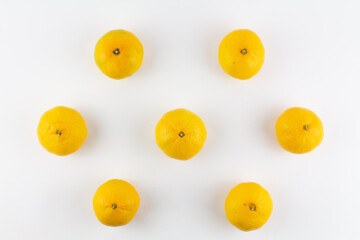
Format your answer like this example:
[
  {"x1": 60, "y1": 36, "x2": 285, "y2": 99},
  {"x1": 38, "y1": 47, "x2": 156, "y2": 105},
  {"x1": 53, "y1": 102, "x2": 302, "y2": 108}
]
[
  {"x1": 155, "y1": 108, "x2": 207, "y2": 160},
  {"x1": 94, "y1": 29, "x2": 144, "y2": 79},
  {"x1": 93, "y1": 179, "x2": 140, "y2": 226},
  {"x1": 225, "y1": 182, "x2": 273, "y2": 231},
  {"x1": 218, "y1": 29, "x2": 265, "y2": 80},
  {"x1": 37, "y1": 106, "x2": 87, "y2": 156},
  {"x1": 275, "y1": 107, "x2": 324, "y2": 154}
]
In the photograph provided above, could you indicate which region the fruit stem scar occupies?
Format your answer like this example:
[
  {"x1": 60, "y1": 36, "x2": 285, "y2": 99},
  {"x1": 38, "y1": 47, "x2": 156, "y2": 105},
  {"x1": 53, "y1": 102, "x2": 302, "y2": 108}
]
[
  {"x1": 112, "y1": 203, "x2": 117, "y2": 209},
  {"x1": 113, "y1": 48, "x2": 120, "y2": 55},
  {"x1": 240, "y1": 49, "x2": 247, "y2": 55},
  {"x1": 179, "y1": 131, "x2": 185, "y2": 138},
  {"x1": 250, "y1": 204, "x2": 256, "y2": 211},
  {"x1": 303, "y1": 125, "x2": 309, "y2": 130},
  {"x1": 56, "y1": 130, "x2": 62, "y2": 136}
]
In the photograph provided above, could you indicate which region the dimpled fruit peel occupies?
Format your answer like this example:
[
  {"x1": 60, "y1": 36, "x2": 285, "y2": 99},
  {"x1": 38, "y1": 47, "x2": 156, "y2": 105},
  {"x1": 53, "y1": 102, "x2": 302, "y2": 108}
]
[
  {"x1": 225, "y1": 182, "x2": 273, "y2": 231},
  {"x1": 219, "y1": 29, "x2": 265, "y2": 80},
  {"x1": 93, "y1": 179, "x2": 140, "y2": 226},
  {"x1": 37, "y1": 106, "x2": 87, "y2": 156},
  {"x1": 155, "y1": 108, "x2": 207, "y2": 160},
  {"x1": 94, "y1": 29, "x2": 144, "y2": 79}
]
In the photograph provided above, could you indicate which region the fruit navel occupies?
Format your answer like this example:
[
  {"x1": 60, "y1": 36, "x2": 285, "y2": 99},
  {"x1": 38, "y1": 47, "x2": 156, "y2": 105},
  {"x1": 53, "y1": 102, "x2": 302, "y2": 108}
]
[
  {"x1": 250, "y1": 204, "x2": 256, "y2": 211},
  {"x1": 179, "y1": 131, "x2": 185, "y2": 138},
  {"x1": 113, "y1": 48, "x2": 120, "y2": 55}
]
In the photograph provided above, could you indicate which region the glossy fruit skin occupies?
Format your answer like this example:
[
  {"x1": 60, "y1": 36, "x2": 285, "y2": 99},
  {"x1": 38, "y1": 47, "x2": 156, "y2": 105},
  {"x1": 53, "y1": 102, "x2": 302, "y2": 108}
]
[
  {"x1": 218, "y1": 29, "x2": 265, "y2": 80},
  {"x1": 275, "y1": 107, "x2": 324, "y2": 154},
  {"x1": 93, "y1": 179, "x2": 140, "y2": 227},
  {"x1": 37, "y1": 106, "x2": 87, "y2": 156},
  {"x1": 94, "y1": 29, "x2": 144, "y2": 79},
  {"x1": 155, "y1": 108, "x2": 207, "y2": 160},
  {"x1": 225, "y1": 182, "x2": 273, "y2": 231}
]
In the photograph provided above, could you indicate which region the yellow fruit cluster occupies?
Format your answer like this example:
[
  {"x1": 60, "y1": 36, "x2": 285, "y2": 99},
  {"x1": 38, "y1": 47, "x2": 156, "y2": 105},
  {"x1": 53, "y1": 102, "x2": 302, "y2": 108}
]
[{"x1": 36, "y1": 29, "x2": 324, "y2": 231}]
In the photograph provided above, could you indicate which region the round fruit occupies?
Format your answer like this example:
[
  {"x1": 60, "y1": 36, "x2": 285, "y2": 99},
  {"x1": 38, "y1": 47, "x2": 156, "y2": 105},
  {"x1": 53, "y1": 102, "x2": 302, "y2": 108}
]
[
  {"x1": 93, "y1": 179, "x2": 140, "y2": 226},
  {"x1": 37, "y1": 106, "x2": 87, "y2": 156},
  {"x1": 218, "y1": 29, "x2": 265, "y2": 80},
  {"x1": 275, "y1": 107, "x2": 324, "y2": 154},
  {"x1": 155, "y1": 108, "x2": 207, "y2": 160},
  {"x1": 225, "y1": 182, "x2": 273, "y2": 231},
  {"x1": 94, "y1": 29, "x2": 144, "y2": 79}
]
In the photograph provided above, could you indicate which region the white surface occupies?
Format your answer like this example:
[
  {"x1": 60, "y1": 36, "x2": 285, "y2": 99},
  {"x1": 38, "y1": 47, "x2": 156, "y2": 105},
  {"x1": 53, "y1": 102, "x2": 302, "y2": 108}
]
[{"x1": 1, "y1": 0, "x2": 359, "y2": 239}]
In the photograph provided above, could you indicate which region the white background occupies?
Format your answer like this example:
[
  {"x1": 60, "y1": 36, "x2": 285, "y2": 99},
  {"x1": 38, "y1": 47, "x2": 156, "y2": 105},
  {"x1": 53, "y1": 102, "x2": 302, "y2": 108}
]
[{"x1": 1, "y1": 0, "x2": 359, "y2": 239}]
